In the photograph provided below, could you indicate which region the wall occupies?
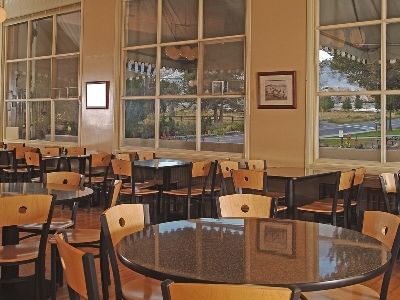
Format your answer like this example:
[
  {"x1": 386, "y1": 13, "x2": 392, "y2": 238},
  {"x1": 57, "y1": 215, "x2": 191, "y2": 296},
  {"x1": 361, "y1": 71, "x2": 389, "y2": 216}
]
[
  {"x1": 4, "y1": 0, "x2": 80, "y2": 18},
  {"x1": 249, "y1": 0, "x2": 307, "y2": 167}
]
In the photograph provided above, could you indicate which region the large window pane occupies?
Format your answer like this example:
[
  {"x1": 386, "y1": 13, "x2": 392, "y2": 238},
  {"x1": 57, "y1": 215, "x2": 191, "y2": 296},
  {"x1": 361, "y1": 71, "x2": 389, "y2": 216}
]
[
  {"x1": 125, "y1": 0, "x2": 157, "y2": 46},
  {"x1": 319, "y1": 26, "x2": 381, "y2": 92},
  {"x1": 203, "y1": 0, "x2": 245, "y2": 38},
  {"x1": 31, "y1": 17, "x2": 53, "y2": 57},
  {"x1": 5, "y1": 102, "x2": 26, "y2": 140},
  {"x1": 124, "y1": 100, "x2": 155, "y2": 147},
  {"x1": 29, "y1": 101, "x2": 51, "y2": 141},
  {"x1": 387, "y1": 23, "x2": 400, "y2": 90},
  {"x1": 6, "y1": 62, "x2": 27, "y2": 100},
  {"x1": 320, "y1": 0, "x2": 380, "y2": 26},
  {"x1": 57, "y1": 12, "x2": 81, "y2": 54},
  {"x1": 201, "y1": 98, "x2": 244, "y2": 153},
  {"x1": 386, "y1": 95, "x2": 400, "y2": 162},
  {"x1": 159, "y1": 99, "x2": 196, "y2": 150},
  {"x1": 161, "y1": 0, "x2": 198, "y2": 42},
  {"x1": 52, "y1": 56, "x2": 79, "y2": 99},
  {"x1": 7, "y1": 22, "x2": 28, "y2": 60},
  {"x1": 30, "y1": 59, "x2": 51, "y2": 98},
  {"x1": 203, "y1": 41, "x2": 245, "y2": 95},
  {"x1": 319, "y1": 95, "x2": 381, "y2": 161},
  {"x1": 125, "y1": 49, "x2": 156, "y2": 96},
  {"x1": 160, "y1": 44, "x2": 198, "y2": 95},
  {"x1": 388, "y1": 0, "x2": 400, "y2": 18},
  {"x1": 55, "y1": 101, "x2": 79, "y2": 143}
]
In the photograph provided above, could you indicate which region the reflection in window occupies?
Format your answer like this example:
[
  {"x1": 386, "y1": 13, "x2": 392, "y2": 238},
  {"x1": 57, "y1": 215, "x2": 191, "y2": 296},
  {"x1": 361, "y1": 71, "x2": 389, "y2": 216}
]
[
  {"x1": 160, "y1": 99, "x2": 196, "y2": 150},
  {"x1": 5, "y1": 102, "x2": 26, "y2": 139},
  {"x1": 319, "y1": 95, "x2": 381, "y2": 161},
  {"x1": 319, "y1": 26, "x2": 381, "y2": 92},
  {"x1": 160, "y1": 44, "x2": 197, "y2": 95},
  {"x1": 203, "y1": 41, "x2": 245, "y2": 95},
  {"x1": 124, "y1": 100, "x2": 155, "y2": 147},
  {"x1": 7, "y1": 22, "x2": 28, "y2": 60},
  {"x1": 125, "y1": 48, "x2": 156, "y2": 96},
  {"x1": 203, "y1": 0, "x2": 245, "y2": 38},
  {"x1": 31, "y1": 17, "x2": 53, "y2": 57},
  {"x1": 125, "y1": 0, "x2": 157, "y2": 46},
  {"x1": 387, "y1": 0, "x2": 400, "y2": 18},
  {"x1": 386, "y1": 96, "x2": 400, "y2": 162},
  {"x1": 29, "y1": 101, "x2": 51, "y2": 141},
  {"x1": 55, "y1": 101, "x2": 79, "y2": 143},
  {"x1": 387, "y1": 23, "x2": 400, "y2": 90},
  {"x1": 6, "y1": 62, "x2": 27, "y2": 100},
  {"x1": 161, "y1": 0, "x2": 198, "y2": 42},
  {"x1": 201, "y1": 98, "x2": 244, "y2": 153},
  {"x1": 30, "y1": 59, "x2": 51, "y2": 99},
  {"x1": 52, "y1": 56, "x2": 79, "y2": 99},
  {"x1": 57, "y1": 12, "x2": 81, "y2": 54}
]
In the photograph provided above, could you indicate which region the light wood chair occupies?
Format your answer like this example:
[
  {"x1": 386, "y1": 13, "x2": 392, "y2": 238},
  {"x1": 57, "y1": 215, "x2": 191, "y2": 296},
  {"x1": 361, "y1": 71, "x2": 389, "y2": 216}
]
[
  {"x1": 161, "y1": 279, "x2": 300, "y2": 300},
  {"x1": 137, "y1": 151, "x2": 156, "y2": 160},
  {"x1": 86, "y1": 152, "x2": 112, "y2": 207},
  {"x1": 116, "y1": 152, "x2": 135, "y2": 161},
  {"x1": 45, "y1": 171, "x2": 83, "y2": 186},
  {"x1": 245, "y1": 159, "x2": 267, "y2": 171},
  {"x1": 3, "y1": 146, "x2": 38, "y2": 181},
  {"x1": 217, "y1": 194, "x2": 275, "y2": 218},
  {"x1": 65, "y1": 146, "x2": 86, "y2": 156},
  {"x1": 55, "y1": 233, "x2": 100, "y2": 300},
  {"x1": 380, "y1": 172, "x2": 400, "y2": 215},
  {"x1": 25, "y1": 151, "x2": 45, "y2": 182},
  {"x1": 0, "y1": 194, "x2": 55, "y2": 300},
  {"x1": 100, "y1": 204, "x2": 163, "y2": 300},
  {"x1": 297, "y1": 170, "x2": 354, "y2": 227},
  {"x1": 5, "y1": 142, "x2": 25, "y2": 149},
  {"x1": 218, "y1": 160, "x2": 240, "y2": 195},
  {"x1": 42, "y1": 146, "x2": 62, "y2": 172},
  {"x1": 43, "y1": 146, "x2": 62, "y2": 157},
  {"x1": 302, "y1": 210, "x2": 400, "y2": 300},
  {"x1": 349, "y1": 167, "x2": 366, "y2": 222}
]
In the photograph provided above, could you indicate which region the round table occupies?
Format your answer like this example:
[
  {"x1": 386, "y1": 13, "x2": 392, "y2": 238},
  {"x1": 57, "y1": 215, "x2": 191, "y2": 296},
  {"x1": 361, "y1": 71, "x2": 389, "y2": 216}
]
[{"x1": 117, "y1": 218, "x2": 391, "y2": 292}]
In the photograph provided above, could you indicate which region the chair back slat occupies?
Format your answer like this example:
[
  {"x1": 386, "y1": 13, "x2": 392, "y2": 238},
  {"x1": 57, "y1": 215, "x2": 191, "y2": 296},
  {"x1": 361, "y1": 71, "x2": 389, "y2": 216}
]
[
  {"x1": 25, "y1": 151, "x2": 41, "y2": 167},
  {"x1": 219, "y1": 161, "x2": 239, "y2": 178},
  {"x1": 0, "y1": 194, "x2": 53, "y2": 227},
  {"x1": 115, "y1": 152, "x2": 133, "y2": 161},
  {"x1": 353, "y1": 167, "x2": 366, "y2": 186},
  {"x1": 218, "y1": 194, "x2": 273, "y2": 218},
  {"x1": 246, "y1": 160, "x2": 267, "y2": 171},
  {"x1": 380, "y1": 173, "x2": 397, "y2": 193},
  {"x1": 137, "y1": 151, "x2": 155, "y2": 160},
  {"x1": 111, "y1": 159, "x2": 132, "y2": 177},
  {"x1": 43, "y1": 147, "x2": 61, "y2": 156},
  {"x1": 6, "y1": 142, "x2": 25, "y2": 150},
  {"x1": 109, "y1": 180, "x2": 123, "y2": 208},
  {"x1": 338, "y1": 170, "x2": 355, "y2": 191},
  {"x1": 192, "y1": 160, "x2": 212, "y2": 178},
  {"x1": 46, "y1": 171, "x2": 82, "y2": 186},
  {"x1": 16, "y1": 146, "x2": 37, "y2": 160},
  {"x1": 91, "y1": 153, "x2": 112, "y2": 168},
  {"x1": 232, "y1": 169, "x2": 264, "y2": 191},
  {"x1": 66, "y1": 147, "x2": 86, "y2": 156}
]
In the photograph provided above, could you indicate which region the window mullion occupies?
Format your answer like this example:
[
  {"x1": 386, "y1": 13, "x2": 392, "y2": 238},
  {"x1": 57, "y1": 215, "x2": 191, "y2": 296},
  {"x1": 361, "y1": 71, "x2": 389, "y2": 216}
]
[
  {"x1": 381, "y1": 2, "x2": 387, "y2": 163},
  {"x1": 155, "y1": 0, "x2": 162, "y2": 149}
]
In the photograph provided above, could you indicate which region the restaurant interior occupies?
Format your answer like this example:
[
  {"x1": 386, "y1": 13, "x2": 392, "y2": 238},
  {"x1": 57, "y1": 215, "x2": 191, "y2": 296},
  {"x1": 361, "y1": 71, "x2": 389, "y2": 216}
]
[{"x1": 0, "y1": 0, "x2": 400, "y2": 299}]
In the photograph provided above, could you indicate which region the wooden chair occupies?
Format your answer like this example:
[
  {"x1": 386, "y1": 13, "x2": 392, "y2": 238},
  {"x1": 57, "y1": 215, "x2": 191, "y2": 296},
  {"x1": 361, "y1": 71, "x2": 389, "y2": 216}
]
[
  {"x1": 380, "y1": 172, "x2": 400, "y2": 215},
  {"x1": 349, "y1": 167, "x2": 366, "y2": 222},
  {"x1": 161, "y1": 279, "x2": 300, "y2": 300},
  {"x1": 100, "y1": 204, "x2": 162, "y2": 300},
  {"x1": 217, "y1": 194, "x2": 275, "y2": 218},
  {"x1": 302, "y1": 210, "x2": 400, "y2": 300},
  {"x1": 3, "y1": 146, "x2": 38, "y2": 182},
  {"x1": 137, "y1": 151, "x2": 156, "y2": 160},
  {"x1": 245, "y1": 159, "x2": 267, "y2": 171},
  {"x1": 5, "y1": 142, "x2": 25, "y2": 149},
  {"x1": 25, "y1": 151, "x2": 45, "y2": 182},
  {"x1": 65, "y1": 146, "x2": 86, "y2": 156},
  {"x1": 163, "y1": 161, "x2": 215, "y2": 219},
  {"x1": 297, "y1": 170, "x2": 354, "y2": 227},
  {"x1": 86, "y1": 152, "x2": 112, "y2": 207},
  {"x1": 218, "y1": 160, "x2": 240, "y2": 195},
  {"x1": 54, "y1": 233, "x2": 100, "y2": 300},
  {"x1": 42, "y1": 146, "x2": 62, "y2": 172},
  {"x1": 43, "y1": 146, "x2": 62, "y2": 157},
  {"x1": 0, "y1": 194, "x2": 55, "y2": 300},
  {"x1": 116, "y1": 152, "x2": 135, "y2": 161}
]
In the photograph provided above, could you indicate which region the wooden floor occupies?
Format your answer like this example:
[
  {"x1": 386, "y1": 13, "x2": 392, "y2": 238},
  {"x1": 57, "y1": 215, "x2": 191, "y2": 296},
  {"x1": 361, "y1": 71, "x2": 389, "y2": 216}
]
[{"x1": 4, "y1": 205, "x2": 400, "y2": 299}]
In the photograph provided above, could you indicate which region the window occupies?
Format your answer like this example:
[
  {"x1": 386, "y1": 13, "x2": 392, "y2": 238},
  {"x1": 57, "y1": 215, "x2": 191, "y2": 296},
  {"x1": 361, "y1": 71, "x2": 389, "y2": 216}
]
[
  {"x1": 4, "y1": 11, "x2": 81, "y2": 143},
  {"x1": 315, "y1": 0, "x2": 400, "y2": 163},
  {"x1": 121, "y1": 0, "x2": 246, "y2": 153}
]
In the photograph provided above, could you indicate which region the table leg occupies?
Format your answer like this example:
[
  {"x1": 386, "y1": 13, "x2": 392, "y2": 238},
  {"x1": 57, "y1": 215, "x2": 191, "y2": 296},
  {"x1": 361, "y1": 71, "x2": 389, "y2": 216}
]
[{"x1": 286, "y1": 179, "x2": 296, "y2": 219}]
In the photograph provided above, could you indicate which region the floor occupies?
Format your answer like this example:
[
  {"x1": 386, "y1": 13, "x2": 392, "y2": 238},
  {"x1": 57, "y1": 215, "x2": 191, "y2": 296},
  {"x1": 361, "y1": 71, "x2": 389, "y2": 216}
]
[{"x1": 2, "y1": 205, "x2": 400, "y2": 299}]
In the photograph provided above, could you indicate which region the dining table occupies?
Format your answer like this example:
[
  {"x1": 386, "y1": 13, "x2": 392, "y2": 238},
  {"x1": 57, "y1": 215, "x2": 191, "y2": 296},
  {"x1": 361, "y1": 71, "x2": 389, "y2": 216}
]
[
  {"x1": 117, "y1": 218, "x2": 391, "y2": 292},
  {"x1": 42, "y1": 153, "x2": 90, "y2": 174}
]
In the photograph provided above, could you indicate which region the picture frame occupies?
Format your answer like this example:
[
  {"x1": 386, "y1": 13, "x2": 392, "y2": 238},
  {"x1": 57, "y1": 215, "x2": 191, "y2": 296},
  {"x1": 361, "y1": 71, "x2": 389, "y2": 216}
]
[
  {"x1": 86, "y1": 81, "x2": 109, "y2": 109},
  {"x1": 257, "y1": 71, "x2": 296, "y2": 109},
  {"x1": 257, "y1": 220, "x2": 296, "y2": 257}
]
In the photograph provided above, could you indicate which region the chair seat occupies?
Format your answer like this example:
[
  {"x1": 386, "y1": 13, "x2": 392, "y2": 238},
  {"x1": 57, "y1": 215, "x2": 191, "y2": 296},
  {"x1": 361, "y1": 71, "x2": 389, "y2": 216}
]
[
  {"x1": 21, "y1": 217, "x2": 74, "y2": 231},
  {"x1": 277, "y1": 205, "x2": 288, "y2": 212},
  {"x1": 123, "y1": 182, "x2": 155, "y2": 189},
  {"x1": 3, "y1": 167, "x2": 28, "y2": 173},
  {"x1": 317, "y1": 197, "x2": 357, "y2": 207},
  {"x1": 85, "y1": 176, "x2": 105, "y2": 184},
  {"x1": 163, "y1": 187, "x2": 203, "y2": 196},
  {"x1": 121, "y1": 187, "x2": 159, "y2": 196},
  {"x1": 265, "y1": 191, "x2": 285, "y2": 199},
  {"x1": 65, "y1": 229, "x2": 100, "y2": 245},
  {"x1": 302, "y1": 284, "x2": 379, "y2": 300},
  {"x1": 0, "y1": 242, "x2": 39, "y2": 264},
  {"x1": 297, "y1": 200, "x2": 345, "y2": 213},
  {"x1": 122, "y1": 277, "x2": 163, "y2": 300}
]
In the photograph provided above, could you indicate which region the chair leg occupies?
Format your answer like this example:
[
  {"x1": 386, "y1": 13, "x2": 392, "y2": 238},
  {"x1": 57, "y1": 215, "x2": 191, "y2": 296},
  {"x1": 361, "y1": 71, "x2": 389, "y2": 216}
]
[
  {"x1": 51, "y1": 243, "x2": 57, "y2": 300},
  {"x1": 100, "y1": 241, "x2": 110, "y2": 299}
]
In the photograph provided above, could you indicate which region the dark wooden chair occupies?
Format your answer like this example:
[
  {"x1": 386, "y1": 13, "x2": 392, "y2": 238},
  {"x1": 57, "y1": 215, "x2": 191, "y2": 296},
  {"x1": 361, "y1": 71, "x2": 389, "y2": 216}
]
[{"x1": 302, "y1": 210, "x2": 400, "y2": 300}]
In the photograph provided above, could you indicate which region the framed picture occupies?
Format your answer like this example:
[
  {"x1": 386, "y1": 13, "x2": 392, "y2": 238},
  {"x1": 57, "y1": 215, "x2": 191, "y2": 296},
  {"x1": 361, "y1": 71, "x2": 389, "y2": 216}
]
[
  {"x1": 257, "y1": 71, "x2": 296, "y2": 109},
  {"x1": 86, "y1": 81, "x2": 109, "y2": 109},
  {"x1": 257, "y1": 220, "x2": 296, "y2": 257}
]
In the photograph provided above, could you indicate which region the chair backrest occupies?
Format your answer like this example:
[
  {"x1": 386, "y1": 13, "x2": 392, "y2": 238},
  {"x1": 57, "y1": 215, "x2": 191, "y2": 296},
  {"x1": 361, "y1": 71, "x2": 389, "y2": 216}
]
[
  {"x1": 55, "y1": 233, "x2": 100, "y2": 300},
  {"x1": 137, "y1": 151, "x2": 155, "y2": 160},
  {"x1": 192, "y1": 160, "x2": 212, "y2": 178},
  {"x1": 90, "y1": 152, "x2": 112, "y2": 168},
  {"x1": 111, "y1": 158, "x2": 132, "y2": 177},
  {"x1": 43, "y1": 146, "x2": 61, "y2": 156},
  {"x1": 6, "y1": 142, "x2": 25, "y2": 150},
  {"x1": 109, "y1": 180, "x2": 123, "y2": 208},
  {"x1": 66, "y1": 147, "x2": 86, "y2": 156},
  {"x1": 217, "y1": 194, "x2": 275, "y2": 218},
  {"x1": 115, "y1": 152, "x2": 133, "y2": 161},
  {"x1": 46, "y1": 171, "x2": 82, "y2": 186},
  {"x1": 353, "y1": 167, "x2": 366, "y2": 186},
  {"x1": 380, "y1": 173, "x2": 397, "y2": 193},
  {"x1": 25, "y1": 151, "x2": 42, "y2": 167},
  {"x1": 15, "y1": 146, "x2": 37, "y2": 160},
  {"x1": 161, "y1": 280, "x2": 300, "y2": 300},
  {"x1": 219, "y1": 160, "x2": 239, "y2": 178},
  {"x1": 360, "y1": 210, "x2": 400, "y2": 299},
  {"x1": 100, "y1": 204, "x2": 150, "y2": 299},
  {"x1": 338, "y1": 169, "x2": 355, "y2": 191},
  {"x1": 231, "y1": 169, "x2": 266, "y2": 192},
  {"x1": 245, "y1": 159, "x2": 267, "y2": 171}
]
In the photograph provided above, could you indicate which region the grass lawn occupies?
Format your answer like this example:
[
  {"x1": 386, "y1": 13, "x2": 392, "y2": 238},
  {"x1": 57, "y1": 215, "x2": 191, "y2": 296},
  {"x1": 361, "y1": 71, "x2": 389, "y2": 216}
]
[{"x1": 320, "y1": 129, "x2": 400, "y2": 147}]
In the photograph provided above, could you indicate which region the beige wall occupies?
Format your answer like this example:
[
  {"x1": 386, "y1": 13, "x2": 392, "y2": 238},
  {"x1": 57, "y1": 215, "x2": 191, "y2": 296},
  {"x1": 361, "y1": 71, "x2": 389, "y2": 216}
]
[{"x1": 249, "y1": 0, "x2": 307, "y2": 167}]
